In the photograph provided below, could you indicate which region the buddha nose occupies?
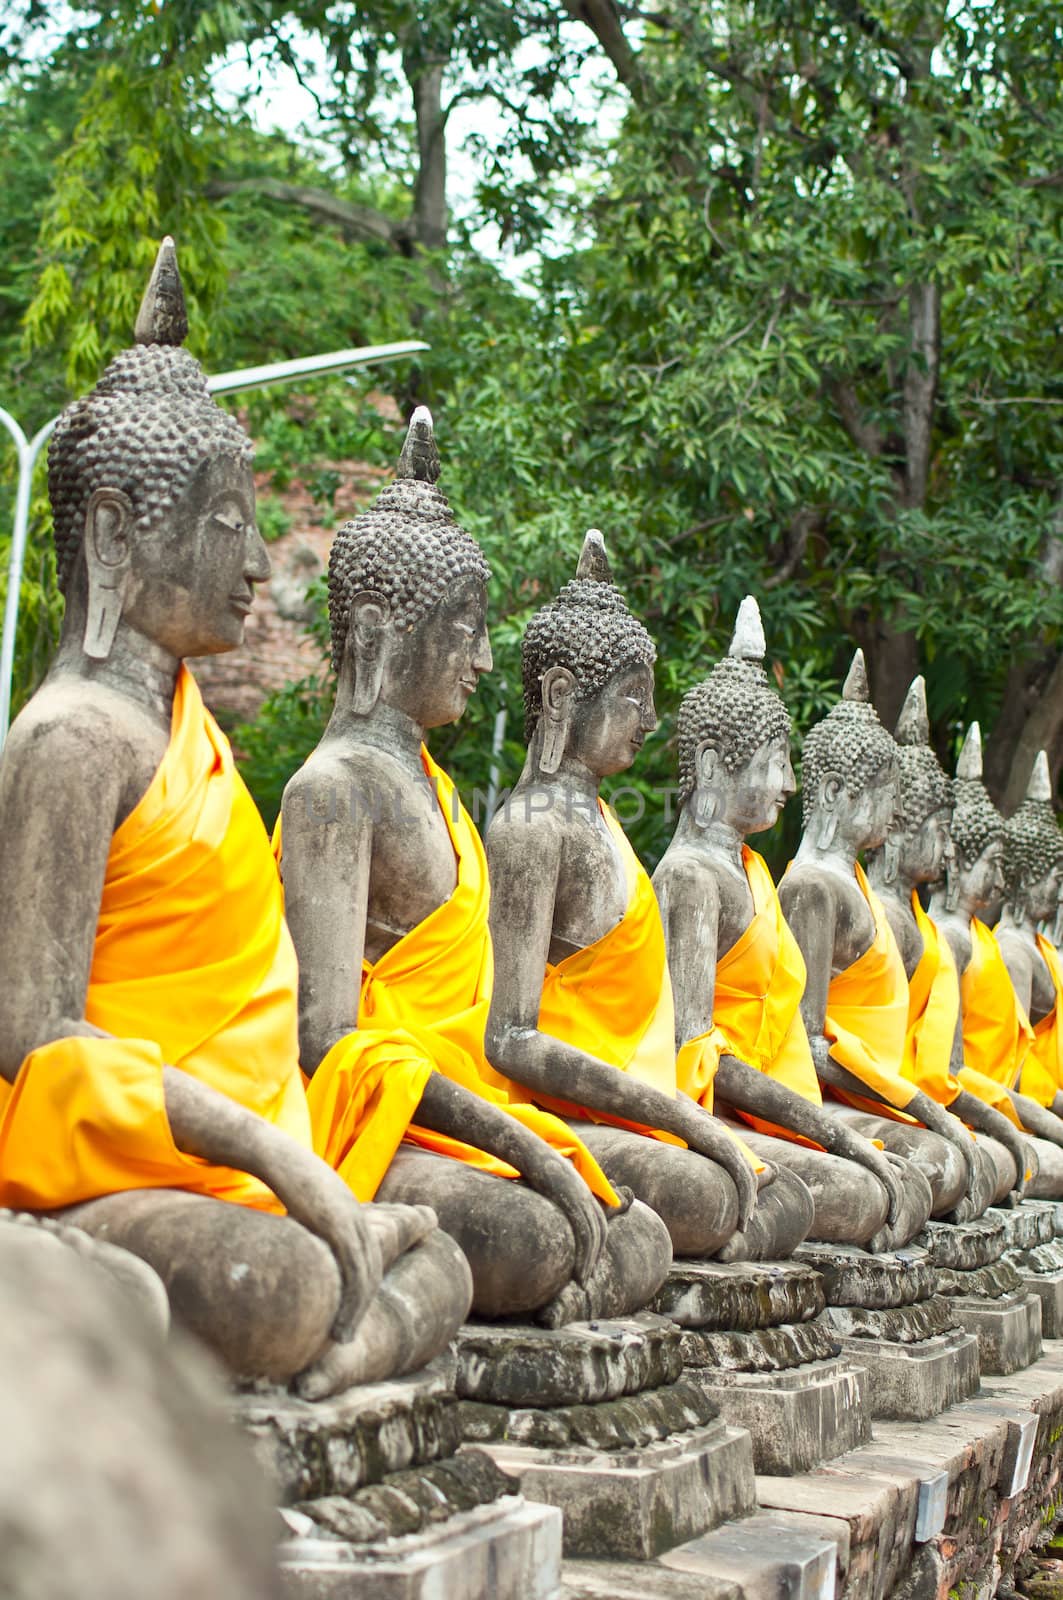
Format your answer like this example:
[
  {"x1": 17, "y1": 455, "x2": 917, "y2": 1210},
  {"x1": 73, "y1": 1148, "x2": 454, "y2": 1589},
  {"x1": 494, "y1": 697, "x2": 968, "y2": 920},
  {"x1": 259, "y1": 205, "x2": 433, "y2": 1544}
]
[
  {"x1": 244, "y1": 522, "x2": 271, "y2": 584},
  {"x1": 473, "y1": 626, "x2": 493, "y2": 676},
  {"x1": 782, "y1": 758, "x2": 796, "y2": 798}
]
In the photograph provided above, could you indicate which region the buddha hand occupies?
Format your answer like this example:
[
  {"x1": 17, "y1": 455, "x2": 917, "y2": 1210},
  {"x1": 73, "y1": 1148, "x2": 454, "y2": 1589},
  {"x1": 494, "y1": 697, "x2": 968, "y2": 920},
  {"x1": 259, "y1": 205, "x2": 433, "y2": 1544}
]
[
  {"x1": 675, "y1": 1093, "x2": 758, "y2": 1228},
  {"x1": 518, "y1": 1144, "x2": 609, "y2": 1285}
]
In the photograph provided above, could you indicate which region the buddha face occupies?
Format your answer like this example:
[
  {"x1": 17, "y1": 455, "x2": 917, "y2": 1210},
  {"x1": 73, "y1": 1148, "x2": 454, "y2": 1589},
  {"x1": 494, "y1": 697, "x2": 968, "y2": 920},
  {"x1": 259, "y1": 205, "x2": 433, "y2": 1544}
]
[
  {"x1": 1023, "y1": 864, "x2": 1062, "y2": 925},
  {"x1": 702, "y1": 730, "x2": 794, "y2": 836},
  {"x1": 566, "y1": 661, "x2": 657, "y2": 778},
  {"x1": 961, "y1": 838, "x2": 1006, "y2": 915},
  {"x1": 901, "y1": 806, "x2": 952, "y2": 886},
  {"x1": 119, "y1": 452, "x2": 268, "y2": 658},
  {"x1": 381, "y1": 573, "x2": 492, "y2": 729}
]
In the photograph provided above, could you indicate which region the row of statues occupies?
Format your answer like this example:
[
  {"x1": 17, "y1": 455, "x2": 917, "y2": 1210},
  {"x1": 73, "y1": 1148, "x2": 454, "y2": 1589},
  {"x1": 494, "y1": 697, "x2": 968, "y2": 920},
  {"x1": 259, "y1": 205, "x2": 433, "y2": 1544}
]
[{"x1": 2, "y1": 239, "x2": 1062, "y2": 1403}]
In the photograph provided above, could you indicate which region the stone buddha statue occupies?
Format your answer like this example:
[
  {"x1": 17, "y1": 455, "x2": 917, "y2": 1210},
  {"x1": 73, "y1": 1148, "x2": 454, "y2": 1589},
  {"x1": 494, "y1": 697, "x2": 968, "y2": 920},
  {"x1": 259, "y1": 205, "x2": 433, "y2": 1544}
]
[
  {"x1": 931, "y1": 724, "x2": 1063, "y2": 1194},
  {"x1": 485, "y1": 535, "x2": 817, "y2": 1263},
  {"x1": 652, "y1": 596, "x2": 934, "y2": 1249},
  {"x1": 997, "y1": 753, "x2": 1063, "y2": 1124},
  {"x1": 867, "y1": 679, "x2": 1031, "y2": 1208},
  {"x1": 779, "y1": 652, "x2": 984, "y2": 1221},
  {"x1": 0, "y1": 239, "x2": 470, "y2": 1396},
  {"x1": 279, "y1": 429, "x2": 671, "y2": 1330}
]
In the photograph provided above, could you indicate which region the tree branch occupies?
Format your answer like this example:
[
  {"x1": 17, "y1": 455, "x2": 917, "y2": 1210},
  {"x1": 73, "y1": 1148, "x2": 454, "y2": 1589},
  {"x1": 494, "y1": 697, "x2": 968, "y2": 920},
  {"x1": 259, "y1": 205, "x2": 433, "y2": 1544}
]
[
  {"x1": 828, "y1": 377, "x2": 885, "y2": 457},
  {"x1": 901, "y1": 280, "x2": 940, "y2": 509},
  {"x1": 205, "y1": 179, "x2": 411, "y2": 251}
]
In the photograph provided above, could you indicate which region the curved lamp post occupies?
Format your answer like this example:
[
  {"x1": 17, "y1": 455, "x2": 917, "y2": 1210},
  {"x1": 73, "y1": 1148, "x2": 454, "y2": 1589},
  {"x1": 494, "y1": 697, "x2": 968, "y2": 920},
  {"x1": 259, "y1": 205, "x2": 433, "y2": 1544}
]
[{"x1": 0, "y1": 339, "x2": 428, "y2": 745}]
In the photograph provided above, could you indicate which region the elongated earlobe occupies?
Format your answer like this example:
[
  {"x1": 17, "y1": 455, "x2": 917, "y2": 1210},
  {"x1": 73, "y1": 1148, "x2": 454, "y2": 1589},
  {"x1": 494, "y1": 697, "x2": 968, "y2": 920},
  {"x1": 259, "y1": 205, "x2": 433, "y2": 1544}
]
[
  {"x1": 83, "y1": 488, "x2": 133, "y2": 663},
  {"x1": 539, "y1": 665, "x2": 576, "y2": 775},
  {"x1": 347, "y1": 593, "x2": 390, "y2": 715}
]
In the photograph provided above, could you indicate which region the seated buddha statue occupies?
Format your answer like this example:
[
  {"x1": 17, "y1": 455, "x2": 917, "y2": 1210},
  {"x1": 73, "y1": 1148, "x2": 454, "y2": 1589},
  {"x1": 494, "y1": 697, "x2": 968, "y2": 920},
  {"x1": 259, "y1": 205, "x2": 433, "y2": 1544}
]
[
  {"x1": 484, "y1": 535, "x2": 816, "y2": 1263},
  {"x1": 279, "y1": 425, "x2": 672, "y2": 1332},
  {"x1": 931, "y1": 725, "x2": 1063, "y2": 1195},
  {"x1": 0, "y1": 239, "x2": 471, "y2": 1397},
  {"x1": 778, "y1": 652, "x2": 983, "y2": 1221},
  {"x1": 867, "y1": 679, "x2": 1030, "y2": 1208},
  {"x1": 653, "y1": 596, "x2": 930, "y2": 1249}
]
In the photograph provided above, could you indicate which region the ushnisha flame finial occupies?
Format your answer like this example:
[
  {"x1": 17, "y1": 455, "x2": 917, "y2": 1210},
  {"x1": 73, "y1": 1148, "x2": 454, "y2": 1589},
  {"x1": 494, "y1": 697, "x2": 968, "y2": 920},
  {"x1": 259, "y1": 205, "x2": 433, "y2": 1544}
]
[
  {"x1": 728, "y1": 595, "x2": 766, "y2": 663},
  {"x1": 894, "y1": 675, "x2": 929, "y2": 748},
  {"x1": 956, "y1": 722, "x2": 983, "y2": 781},
  {"x1": 575, "y1": 528, "x2": 614, "y2": 584},
  {"x1": 841, "y1": 648, "x2": 870, "y2": 704},
  {"x1": 1027, "y1": 749, "x2": 1053, "y2": 803},
  {"x1": 395, "y1": 405, "x2": 441, "y2": 485},
  {"x1": 133, "y1": 236, "x2": 189, "y2": 348}
]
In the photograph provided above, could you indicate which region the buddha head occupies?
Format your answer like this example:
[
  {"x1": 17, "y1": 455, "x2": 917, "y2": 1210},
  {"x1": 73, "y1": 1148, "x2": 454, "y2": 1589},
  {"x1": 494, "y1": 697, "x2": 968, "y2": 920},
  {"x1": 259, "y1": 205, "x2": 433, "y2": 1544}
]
[
  {"x1": 945, "y1": 723, "x2": 1006, "y2": 917},
  {"x1": 1004, "y1": 751, "x2": 1063, "y2": 926},
  {"x1": 675, "y1": 595, "x2": 794, "y2": 835},
  {"x1": 800, "y1": 650, "x2": 900, "y2": 855},
  {"x1": 47, "y1": 238, "x2": 266, "y2": 663},
  {"x1": 326, "y1": 408, "x2": 491, "y2": 728},
  {"x1": 521, "y1": 531, "x2": 657, "y2": 778},
  {"x1": 867, "y1": 675, "x2": 952, "y2": 889}
]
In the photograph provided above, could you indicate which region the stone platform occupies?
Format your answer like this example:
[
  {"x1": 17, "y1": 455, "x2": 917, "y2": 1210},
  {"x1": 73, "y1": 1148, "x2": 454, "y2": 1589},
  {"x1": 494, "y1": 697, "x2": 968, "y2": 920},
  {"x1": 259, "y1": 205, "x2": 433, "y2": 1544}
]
[
  {"x1": 794, "y1": 1242, "x2": 981, "y2": 1420},
  {"x1": 452, "y1": 1316, "x2": 755, "y2": 1558},
  {"x1": 920, "y1": 1215, "x2": 1044, "y2": 1375},
  {"x1": 995, "y1": 1200, "x2": 1063, "y2": 1338},
  {"x1": 653, "y1": 1260, "x2": 871, "y2": 1474},
  {"x1": 234, "y1": 1359, "x2": 562, "y2": 1600}
]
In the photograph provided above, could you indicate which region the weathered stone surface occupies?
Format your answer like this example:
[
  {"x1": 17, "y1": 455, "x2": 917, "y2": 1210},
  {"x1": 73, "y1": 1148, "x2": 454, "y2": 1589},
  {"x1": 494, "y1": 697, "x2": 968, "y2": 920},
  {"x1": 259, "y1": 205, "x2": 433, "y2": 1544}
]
[
  {"x1": 794, "y1": 1242, "x2": 937, "y2": 1307},
  {"x1": 834, "y1": 1325, "x2": 980, "y2": 1421},
  {"x1": 457, "y1": 1375, "x2": 718, "y2": 1451},
  {"x1": 691, "y1": 1355, "x2": 870, "y2": 1476},
  {"x1": 660, "y1": 1511, "x2": 838, "y2": 1600},
  {"x1": 990, "y1": 1201, "x2": 1056, "y2": 1251},
  {"x1": 561, "y1": 1559, "x2": 743, "y2": 1599},
  {"x1": 278, "y1": 1497, "x2": 562, "y2": 1600},
  {"x1": 935, "y1": 1257, "x2": 1026, "y2": 1298},
  {"x1": 916, "y1": 1215, "x2": 1006, "y2": 1270},
  {"x1": 475, "y1": 1420, "x2": 756, "y2": 1559},
  {"x1": 1012, "y1": 1264, "x2": 1063, "y2": 1338},
  {"x1": 234, "y1": 1359, "x2": 460, "y2": 1504},
  {"x1": 653, "y1": 1258, "x2": 825, "y2": 1330},
  {"x1": 950, "y1": 1291, "x2": 1042, "y2": 1376},
  {"x1": 293, "y1": 1449, "x2": 513, "y2": 1543},
  {"x1": 818, "y1": 1293, "x2": 958, "y2": 1344},
  {"x1": 679, "y1": 1318, "x2": 840, "y2": 1373},
  {"x1": 453, "y1": 1315, "x2": 683, "y2": 1408}
]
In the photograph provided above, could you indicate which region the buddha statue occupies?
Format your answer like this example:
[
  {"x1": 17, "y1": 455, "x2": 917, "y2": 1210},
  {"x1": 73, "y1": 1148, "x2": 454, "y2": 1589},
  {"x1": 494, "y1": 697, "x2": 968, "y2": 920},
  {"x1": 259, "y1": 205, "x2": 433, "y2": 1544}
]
[
  {"x1": 997, "y1": 753, "x2": 1063, "y2": 1124},
  {"x1": 867, "y1": 679, "x2": 1031, "y2": 1208},
  {"x1": 485, "y1": 536, "x2": 817, "y2": 1263},
  {"x1": 0, "y1": 240, "x2": 471, "y2": 1396},
  {"x1": 779, "y1": 652, "x2": 985, "y2": 1221},
  {"x1": 930, "y1": 724, "x2": 1063, "y2": 1195},
  {"x1": 653, "y1": 596, "x2": 935, "y2": 1249},
  {"x1": 279, "y1": 430, "x2": 672, "y2": 1331}
]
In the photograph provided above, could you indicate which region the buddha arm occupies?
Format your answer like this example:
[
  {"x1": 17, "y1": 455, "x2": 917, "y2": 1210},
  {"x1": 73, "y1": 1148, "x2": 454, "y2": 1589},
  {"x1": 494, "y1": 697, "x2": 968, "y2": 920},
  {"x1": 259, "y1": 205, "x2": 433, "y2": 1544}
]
[
  {"x1": 485, "y1": 819, "x2": 758, "y2": 1224},
  {"x1": 949, "y1": 1090, "x2": 1030, "y2": 1195},
  {"x1": 779, "y1": 868, "x2": 976, "y2": 1174},
  {"x1": 1010, "y1": 1091, "x2": 1063, "y2": 1149},
  {"x1": 656, "y1": 855, "x2": 902, "y2": 1223},
  {"x1": 279, "y1": 763, "x2": 608, "y2": 1280},
  {"x1": 0, "y1": 710, "x2": 380, "y2": 1341}
]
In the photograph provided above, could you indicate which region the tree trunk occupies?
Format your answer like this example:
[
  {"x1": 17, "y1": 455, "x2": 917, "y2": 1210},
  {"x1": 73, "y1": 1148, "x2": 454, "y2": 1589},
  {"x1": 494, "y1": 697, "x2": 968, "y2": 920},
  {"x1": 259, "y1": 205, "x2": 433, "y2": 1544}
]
[
  {"x1": 984, "y1": 652, "x2": 1063, "y2": 812},
  {"x1": 404, "y1": 49, "x2": 449, "y2": 253}
]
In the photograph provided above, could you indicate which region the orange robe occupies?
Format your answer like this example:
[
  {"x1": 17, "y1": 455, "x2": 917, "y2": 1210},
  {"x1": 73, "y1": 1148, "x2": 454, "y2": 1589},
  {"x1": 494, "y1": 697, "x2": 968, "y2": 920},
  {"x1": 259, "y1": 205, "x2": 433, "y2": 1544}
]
[
  {"x1": 954, "y1": 919, "x2": 1033, "y2": 1126},
  {"x1": 1017, "y1": 934, "x2": 1063, "y2": 1109},
  {"x1": 300, "y1": 751, "x2": 618, "y2": 1206},
  {"x1": 902, "y1": 896, "x2": 962, "y2": 1107},
  {"x1": 531, "y1": 804, "x2": 758, "y2": 1168},
  {"x1": 823, "y1": 864, "x2": 920, "y2": 1120},
  {"x1": 681, "y1": 847, "x2": 823, "y2": 1147},
  {"x1": 0, "y1": 667, "x2": 310, "y2": 1213}
]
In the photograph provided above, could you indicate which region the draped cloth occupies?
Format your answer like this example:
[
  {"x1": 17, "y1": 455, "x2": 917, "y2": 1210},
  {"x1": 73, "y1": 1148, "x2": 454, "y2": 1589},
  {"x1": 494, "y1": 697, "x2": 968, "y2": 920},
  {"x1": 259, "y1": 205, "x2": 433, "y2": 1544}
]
[
  {"x1": 0, "y1": 666, "x2": 310, "y2": 1213},
  {"x1": 822, "y1": 864, "x2": 920, "y2": 1119},
  {"x1": 300, "y1": 750, "x2": 618, "y2": 1206},
  {"x1": 533, "y1": 803, "x2": 760, "y2": 1170},
  {"x1": 902, "y1": 897, "x2": 962, "y2": 1107},
  {"x1": 952, "y1": 917, "x2": 1032, "y2": 1128},
  {"x1": 680, "y1": 847, "x2": 823, "y2": 1148},
  {"x1": 1018, "y1": 934, "x2": 1063, "y2": 1109}
]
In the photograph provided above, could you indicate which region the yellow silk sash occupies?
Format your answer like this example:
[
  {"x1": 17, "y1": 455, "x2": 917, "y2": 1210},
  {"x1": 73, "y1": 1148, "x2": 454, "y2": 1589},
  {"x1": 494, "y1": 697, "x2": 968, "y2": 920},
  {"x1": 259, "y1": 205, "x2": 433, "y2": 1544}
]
[
  {"x1": 903, "y1": 899, "x2": 962, "y2": 1106},
  {"x1": 1018, "y1": 934, "x2": 1063, "y2": 1107},
  {"x1": 824, "y1": 863, "x2": 919, "y2": 1117},
  {"x1": 303, "y1": 751, "x2": 618, "y2": 1206},
  {"x1": 960, "y1": 918, "x2": 1034, "y2": 1093},
  {"x1": 0, "y1": 667, "x2": 309, "y2": 1212}
]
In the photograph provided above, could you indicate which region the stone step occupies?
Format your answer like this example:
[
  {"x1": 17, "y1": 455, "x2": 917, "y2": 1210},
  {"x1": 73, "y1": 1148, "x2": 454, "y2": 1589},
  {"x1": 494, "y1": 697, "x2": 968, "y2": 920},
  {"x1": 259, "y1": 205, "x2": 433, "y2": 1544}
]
[
  {"x1": 679, "y1": 1318, "x2": 839, "y2": 1374},
  {"x1": 561, "y1": 1558, "x2": 743, "y2": 1600},
  {"x1": 793, "y1": 1243, "x2": 937, "y2": 1308},
  {"x1": 988, "y1": 1201, "x2": 1056, "y2": 1252},
  {"x1": 278, "y1": 1495, "x2": 561, "y2": 1600},
  {"x1": 471, "y1": 1418, "x2": 757, "y2": 1560},
  {"x1": 453, "y1": 1315, "x2": 682, "y2": 1409},
  {"x1": 1010, "y1": 1259, "x2": 1063, "y2": 1337},
  {"x1": 917, "y1": 1215, "x2": 1006, "y2": 1269},
  {"x1": 653, "y1": 1259, "x2": 826, "y2": 1330},
  {"x1": 659, "y1": 1511, "x2": 838, "y2": 1599},
  {"x1": 826, "y1": 1322, "x2": 980, "y2": 1421},
  {"x1": 948, "y1": 1290, "x2": 1043, "y2": 1375},
  {"x1": 689, "y1": 1356, "x2": 871, "y2": 1476}
]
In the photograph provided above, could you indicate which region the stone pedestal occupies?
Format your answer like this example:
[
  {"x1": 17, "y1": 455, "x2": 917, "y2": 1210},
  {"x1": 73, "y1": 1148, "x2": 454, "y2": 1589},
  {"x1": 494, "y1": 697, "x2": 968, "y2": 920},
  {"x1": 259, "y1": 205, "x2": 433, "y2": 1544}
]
[
  {"x1": 993, "y1": 1200, "x2": 1063, "y2": 1339},
  {"x1": 234, "y1": 1358, "x2": 561, "y2": 1600},
  {"x1": 793, "y1": 1242, "x2": 980, "y2": 1420},
  {"x1": 920, "y1": 1216, "x2": 1043, "y2": 1376},
  {"x1": 652, "y1": 1260, "x2": 870, "y2": 1475},
  {"x1": 453, "y1": 1315, "x2": 756, "y2": 1558}
]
